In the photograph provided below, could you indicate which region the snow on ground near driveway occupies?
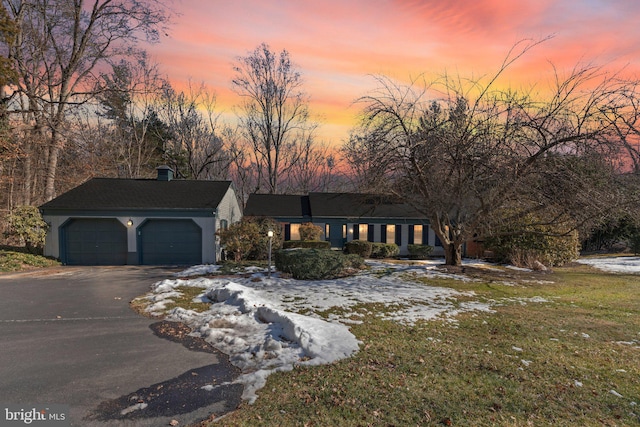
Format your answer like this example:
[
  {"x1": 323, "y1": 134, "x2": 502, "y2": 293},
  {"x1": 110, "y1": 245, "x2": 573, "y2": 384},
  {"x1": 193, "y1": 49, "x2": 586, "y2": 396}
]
[
  {"x1": 144, "y1": 259, "x2": 495, "y2": 403},
  {"x1": 576, "y1": 256, "x2": 640, "y2": 274}
]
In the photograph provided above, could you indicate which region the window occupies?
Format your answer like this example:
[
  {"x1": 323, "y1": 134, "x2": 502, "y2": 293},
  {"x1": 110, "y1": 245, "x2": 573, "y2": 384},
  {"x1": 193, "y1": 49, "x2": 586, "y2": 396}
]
[
  {"x1": 342, "y1": 224, "x2": 347, "y2": 239},
  {"x1": 414, "y1": 225, "x2": 423, "y2": 245},
  {"x1": 290, "y1": 223, "x2": 301, "y2": 240},
  {"x1": 219, "y1": 219, "x2": 228, "y2": 230},
  {"x1": 325, "y1": 224, "x2": 330, "y2": 240},
  {"x1": 358, "y1": 224, "x2": 368, "y2": 241},
  {"x1": 386, "y1": 224, "x2": 395, "y2": 244}
]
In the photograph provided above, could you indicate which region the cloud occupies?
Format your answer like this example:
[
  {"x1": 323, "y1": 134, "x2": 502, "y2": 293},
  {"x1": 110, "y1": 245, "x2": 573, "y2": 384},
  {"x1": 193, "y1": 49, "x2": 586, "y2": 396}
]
[{"x1": 149, "y1": 0, "x2": 640, "y2": 145}]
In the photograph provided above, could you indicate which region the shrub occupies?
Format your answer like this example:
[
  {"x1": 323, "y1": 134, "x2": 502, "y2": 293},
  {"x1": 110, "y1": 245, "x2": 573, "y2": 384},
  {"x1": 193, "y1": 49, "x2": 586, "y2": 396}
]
[
  {"x1": 299, "y1": 222, "x2": 323, "y2": 241},
  {"x1": 370, "y1": 243, "x2": 400, "y2": 259},
  {"x1": 344, "y1": 240, "x2": 372, "y2": 258},
  {"x1": 218, "y1": 216, "x2": 282, "y2": 261},
  {"x1": 6, "y1": 206, "x2": 48, "y2": 254},
  {"x1": 630, "y1": 232, "x2": 640, "y2": 255},
  {"x1": 275, "y1": 248, "x2": 364, "y2": 280},
  {"x1": 282, "y1": 240, "x2": 331, "y2": 249},
  {"x1": 345, "y1": 253, "x2": 366, "y2": 269},
  {"x1": 407, "y1": 244, "x2": 433, "y2": 259},
  {"x1": 485, "y1": 228, "x2": 580, "y2": 267}
]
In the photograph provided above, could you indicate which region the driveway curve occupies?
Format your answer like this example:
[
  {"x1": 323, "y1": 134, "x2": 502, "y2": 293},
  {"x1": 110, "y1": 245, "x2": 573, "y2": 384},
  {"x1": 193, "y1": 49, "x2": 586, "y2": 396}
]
[{"x1": 0, "y1": 266, "x2": 242, "y2": 427}]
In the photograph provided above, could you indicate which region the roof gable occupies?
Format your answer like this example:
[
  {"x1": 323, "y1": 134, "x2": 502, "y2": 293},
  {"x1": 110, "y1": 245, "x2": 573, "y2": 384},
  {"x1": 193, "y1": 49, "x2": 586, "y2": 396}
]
[{"x1": 40, "y1": 178, "x2": 233, "y2": 211}]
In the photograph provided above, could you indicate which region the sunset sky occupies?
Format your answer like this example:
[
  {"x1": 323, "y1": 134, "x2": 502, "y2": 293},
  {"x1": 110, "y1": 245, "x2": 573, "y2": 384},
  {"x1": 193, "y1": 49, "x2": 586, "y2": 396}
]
[{"x1": 148, "y1": 0, "x2": 640, "y2": 146}]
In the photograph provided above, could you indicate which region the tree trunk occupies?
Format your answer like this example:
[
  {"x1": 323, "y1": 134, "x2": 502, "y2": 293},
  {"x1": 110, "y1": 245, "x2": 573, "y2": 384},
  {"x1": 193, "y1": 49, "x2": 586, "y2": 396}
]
[
  {"x1": 444, "y1": 241, "x2": 463, "y2": 266},
  {"x1": 44, "y1": 134, "x2": 61, "y2": 202}
]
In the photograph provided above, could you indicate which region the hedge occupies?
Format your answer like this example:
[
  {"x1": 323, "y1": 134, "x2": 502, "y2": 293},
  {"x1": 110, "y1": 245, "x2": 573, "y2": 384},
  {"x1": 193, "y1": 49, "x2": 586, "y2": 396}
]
[
  {"x1": 370, "y1": 243, "x2": 399, "y2": 259},
  {"x1": 407, "y1": 244, "x2": 434, "y2": 259},
  {"x1": 282, "y1": 240, "x2": 331, "y2": 250},
  {"x1": 274, "y1": 248, "x2": 364, "y2": 280},
  {"x1": 344, "y1": 240, "x2": 372, "y2": 258}
]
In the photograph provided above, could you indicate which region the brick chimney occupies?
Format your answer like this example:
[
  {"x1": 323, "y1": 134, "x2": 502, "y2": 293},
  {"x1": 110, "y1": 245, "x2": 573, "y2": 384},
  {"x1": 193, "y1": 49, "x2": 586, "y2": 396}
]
[{"x1": 156, "y1": 165, "x2": 174, "y2": 181}]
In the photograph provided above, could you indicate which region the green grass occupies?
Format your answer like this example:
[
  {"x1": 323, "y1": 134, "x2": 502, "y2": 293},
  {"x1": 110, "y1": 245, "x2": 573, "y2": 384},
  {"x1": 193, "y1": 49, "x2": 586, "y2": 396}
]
[
  {"x1": 0, "y1": 249, "x2": 60, "y2": 272},
  {"x1": 203, "y1": 263, "x2": 640, "y2": 427}
]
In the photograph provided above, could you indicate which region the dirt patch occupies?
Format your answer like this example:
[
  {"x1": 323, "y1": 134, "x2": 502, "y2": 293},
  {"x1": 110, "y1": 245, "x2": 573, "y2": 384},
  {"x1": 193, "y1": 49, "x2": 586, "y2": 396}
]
[{"x1": 150, "y1": 320, "x2": 220, "y2": 355}]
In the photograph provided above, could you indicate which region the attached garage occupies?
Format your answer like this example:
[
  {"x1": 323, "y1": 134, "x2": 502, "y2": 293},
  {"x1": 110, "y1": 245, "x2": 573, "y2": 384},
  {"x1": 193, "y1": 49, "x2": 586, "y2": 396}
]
[
  {"x1": 40, "y1": 168, "x2": 243, "y2": 266},
  {"x1": 62, "y1": 218, "x2": 127, "y2": 265},
  {"x1": 139, "y1": 219, "x2": 202, "y2": 265}
]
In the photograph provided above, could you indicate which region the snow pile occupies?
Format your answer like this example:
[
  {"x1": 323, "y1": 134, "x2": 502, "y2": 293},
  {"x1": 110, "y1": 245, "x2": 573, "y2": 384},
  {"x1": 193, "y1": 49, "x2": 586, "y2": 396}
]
[
  {"x1": 147, "y1": 262, "x2": 493, "y2": 403},
  {"x1": 173, "y1": 264, "x2": 221, "y2": 277},
  {"x1": 576, "y1": 256, "x2": 640, "y2": 274}
]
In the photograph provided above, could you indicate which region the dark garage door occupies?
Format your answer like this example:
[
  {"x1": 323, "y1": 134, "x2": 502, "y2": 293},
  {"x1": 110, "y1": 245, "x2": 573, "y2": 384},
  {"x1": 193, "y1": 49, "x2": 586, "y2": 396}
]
[
  {"x1": 63, "y1": 218, "x2": 127, "y2": 265},
  {"x1": 139, "y1": 219, "x2": 202, "y2": 265}
]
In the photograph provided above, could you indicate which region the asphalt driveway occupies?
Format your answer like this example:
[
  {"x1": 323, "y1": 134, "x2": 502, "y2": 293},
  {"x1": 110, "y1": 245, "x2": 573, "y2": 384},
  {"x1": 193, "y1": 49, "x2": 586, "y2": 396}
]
[{"x1": 0, "y1": 266, "x2": 242, "y2": 427}]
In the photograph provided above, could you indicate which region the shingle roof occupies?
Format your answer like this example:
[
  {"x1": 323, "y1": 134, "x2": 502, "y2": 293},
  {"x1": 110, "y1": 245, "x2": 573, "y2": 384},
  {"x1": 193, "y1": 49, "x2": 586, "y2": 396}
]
[
  {"x1": 244, "y1": 192, "x2": 425, "y2": 219},
  {"x1": 40, "y1": 178, "x2": 233, "y2": 211},
  {"x1": 244, "y1": 194, "x2": 310, "y2": 218},
  {"x1": 308, "y1": 193, "x2": 424, "y2": 218}
]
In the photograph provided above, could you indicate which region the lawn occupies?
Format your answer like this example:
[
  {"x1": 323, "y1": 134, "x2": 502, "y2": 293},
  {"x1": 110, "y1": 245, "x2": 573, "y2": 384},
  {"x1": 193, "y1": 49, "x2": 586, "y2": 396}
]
[{"x1": 195, "y1": 262, "x2": 639, "y2": 426}]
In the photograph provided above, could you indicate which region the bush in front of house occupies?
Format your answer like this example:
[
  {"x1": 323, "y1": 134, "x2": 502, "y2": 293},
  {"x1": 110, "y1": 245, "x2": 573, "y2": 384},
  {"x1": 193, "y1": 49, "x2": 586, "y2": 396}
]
[
  {"x1": 218, "y1": 216, "x2": 282, "y2": 261},
  {"x1": 299, "y1": 222, "x2": 323, "y2": 241},
  {"x1": 407, "y1": 244, "x2": 434, "y2": 259},
  {"x1": 344, "y1": 240, "x2": 372, "y2": 258},
  {"x1": 282, "y1": 240, "x2": 331, "y2": 249},
  {"x1": 274, "y1": 248, "x2": 364, "y2": 280},
  {"x1": 370, "y1": 243, "x2": 400, "y2": 259}
]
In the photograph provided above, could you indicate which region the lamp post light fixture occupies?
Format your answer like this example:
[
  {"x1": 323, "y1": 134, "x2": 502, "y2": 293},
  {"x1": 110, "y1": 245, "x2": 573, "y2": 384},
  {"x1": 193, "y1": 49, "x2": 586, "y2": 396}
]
[{"x1": 267, "y1": 229, "x2": 274, "y2": 279}]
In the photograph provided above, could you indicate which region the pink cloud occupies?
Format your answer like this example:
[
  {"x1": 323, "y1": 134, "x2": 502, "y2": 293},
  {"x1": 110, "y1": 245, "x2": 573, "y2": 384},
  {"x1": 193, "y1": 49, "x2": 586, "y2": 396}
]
[{"x1": 148, "y1": 0, "x2": 640, "y2": 145}]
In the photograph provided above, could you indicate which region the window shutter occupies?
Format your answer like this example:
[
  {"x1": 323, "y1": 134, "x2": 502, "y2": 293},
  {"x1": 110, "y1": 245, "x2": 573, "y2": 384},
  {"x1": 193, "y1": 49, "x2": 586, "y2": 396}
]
[
  {"x1": 284, "y1": 224, "x2": 291, "y2": 241},
  {"x1": 381, "y1": 225, "x2": 387, "y2": 243},
  {"x1": 368, "y1": 224, "x2": 375, "y2": 242},
  {"x1": 353, "y1": 224, "x2": 359, "y2": 240},
  {"x1": 408, "y1": 225, "x2": 415, "y2": 245},
  {"x1": 395, "y1": 224, "x2": 402, "y2": 246}
]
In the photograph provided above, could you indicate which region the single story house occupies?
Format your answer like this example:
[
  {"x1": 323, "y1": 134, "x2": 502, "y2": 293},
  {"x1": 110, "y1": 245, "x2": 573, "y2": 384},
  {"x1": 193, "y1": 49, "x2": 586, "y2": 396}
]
[
  {"x1": 40, "y1": 166, "x2": 241, "y2": 265},
  {"x1": 244, "y1": 192, "x2": 444, "y2": 256}
]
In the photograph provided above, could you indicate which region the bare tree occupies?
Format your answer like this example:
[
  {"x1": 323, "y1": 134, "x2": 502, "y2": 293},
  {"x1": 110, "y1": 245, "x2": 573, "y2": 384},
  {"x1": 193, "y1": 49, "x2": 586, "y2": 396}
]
[
  {"x1": 2, "y1": 0, "x2": 171, "y2": 201},
  {"x1": 287, "y1": 138, "x2": 338, "y2": 193},
  {"x1": 232, "y1": 43, "x2": 317, "y2": 194},
  {"x1": 95, "y1": 53, "x2": 166, "y2": 178},
  {"x1": 156, "y1": 80, "x2": 232, "y2": 180},
  {"x1": 346, "y1": 41, "x2": 640, "y2": 265}
]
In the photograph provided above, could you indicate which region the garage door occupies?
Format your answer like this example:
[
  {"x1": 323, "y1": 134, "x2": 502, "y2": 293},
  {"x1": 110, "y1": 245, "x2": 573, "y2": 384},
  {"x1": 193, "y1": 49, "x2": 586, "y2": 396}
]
[
  {"x1": 63, "y1": 218, "x2": 127, "y2": 265},
  {"x1": 139, "y1": 219, "x2": 202, "y2": 265}
]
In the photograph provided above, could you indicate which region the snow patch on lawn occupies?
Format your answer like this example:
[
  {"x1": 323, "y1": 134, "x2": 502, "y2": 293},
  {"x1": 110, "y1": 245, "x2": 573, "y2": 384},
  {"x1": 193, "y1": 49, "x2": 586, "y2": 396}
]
[
  {"x1": 576, "y1": 256, "x2": 640, "y2": 274},
  {"x1": 146, "y1": 260, "x2": 494, "y2": 403}
]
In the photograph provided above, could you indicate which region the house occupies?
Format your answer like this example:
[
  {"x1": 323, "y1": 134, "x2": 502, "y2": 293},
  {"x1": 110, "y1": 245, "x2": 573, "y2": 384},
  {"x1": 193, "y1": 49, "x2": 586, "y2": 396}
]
[
  {"x1": 40, "y1": 166, "x2": 241, "y2": 265},
  {"x1": 244, "y1": 192, "x2": 444, "y2": 256}
]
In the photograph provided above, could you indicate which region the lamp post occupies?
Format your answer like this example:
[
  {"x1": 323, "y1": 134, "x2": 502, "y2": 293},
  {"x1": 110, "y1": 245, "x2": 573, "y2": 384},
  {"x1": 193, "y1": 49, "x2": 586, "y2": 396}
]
[{"x1": 267, "y1": 230, "x2": 274, "y2": 279}]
